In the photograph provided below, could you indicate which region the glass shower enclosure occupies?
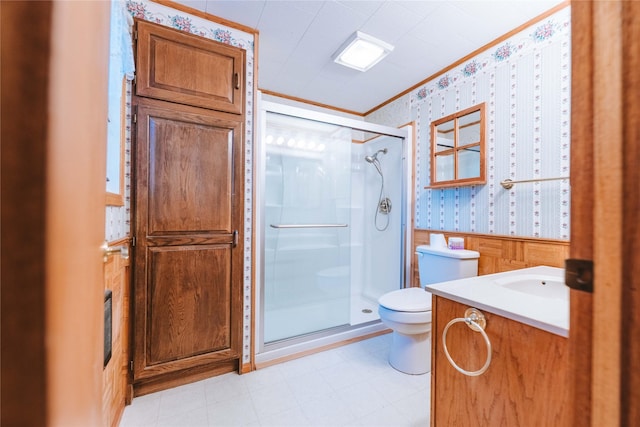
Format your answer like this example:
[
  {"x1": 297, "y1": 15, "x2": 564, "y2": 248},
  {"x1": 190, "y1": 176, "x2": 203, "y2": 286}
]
[
  {"x1": 263, "y1": 112, "x2": 353, "y2": 342},
  {"x1": 256, "y1": 101, "x2": 410, "y2": 358}
]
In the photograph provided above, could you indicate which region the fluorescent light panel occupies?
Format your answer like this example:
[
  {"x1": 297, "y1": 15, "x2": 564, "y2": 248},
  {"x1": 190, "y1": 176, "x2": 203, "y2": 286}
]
[{"x1": 333, "y1": 31, "x2": 394, "y2": 72}]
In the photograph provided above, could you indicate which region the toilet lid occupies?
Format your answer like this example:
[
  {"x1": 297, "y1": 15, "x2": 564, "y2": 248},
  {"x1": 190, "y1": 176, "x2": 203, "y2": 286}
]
[{"x1": 378, "y1": 287, "x2": 432, "y2": 312}]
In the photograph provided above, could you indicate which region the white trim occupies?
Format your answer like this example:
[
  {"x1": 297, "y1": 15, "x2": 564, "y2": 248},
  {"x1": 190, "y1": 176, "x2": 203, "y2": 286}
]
[{"x1": 261, "y1": 101, "x2": 407, "y2": 139}]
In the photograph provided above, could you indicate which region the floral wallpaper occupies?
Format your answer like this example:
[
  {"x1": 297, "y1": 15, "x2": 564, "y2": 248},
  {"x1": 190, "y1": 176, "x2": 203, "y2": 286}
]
[
  {"x1": 105, "y1": 83, "x2": 132, "y2": 242},
  {"x1": 413, "y1": 16, "x2": 569, "y2": 104},
  {"x1": 402, "y1": 6, "x2": 570, "y2": 240},
  {"x1": 127, "y1": 1, "x2": 254, "y2": 51}
]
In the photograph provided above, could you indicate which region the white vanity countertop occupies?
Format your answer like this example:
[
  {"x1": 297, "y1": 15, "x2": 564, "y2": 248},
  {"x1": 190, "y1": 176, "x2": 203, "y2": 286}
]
[{"x1": 426, "y1": 266, "x2": 569, "y2": 337}]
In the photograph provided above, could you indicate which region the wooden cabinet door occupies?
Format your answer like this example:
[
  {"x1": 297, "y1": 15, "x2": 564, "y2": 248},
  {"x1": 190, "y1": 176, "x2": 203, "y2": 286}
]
[
  {"x1": 431, "y1": 297, "x2": 569, "y2": 427},
  {"x1": 135, "y1": 20, "x2": 244, "y2": 115},
  {"x1": 132, "y1": 98, "x2": 244, "y2": 382}
]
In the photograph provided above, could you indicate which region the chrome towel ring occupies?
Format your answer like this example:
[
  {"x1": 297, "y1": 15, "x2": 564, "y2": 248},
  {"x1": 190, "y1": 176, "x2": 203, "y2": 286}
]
[{"x1": 442, "y1": 308, "x2": 492, "y2": 376}]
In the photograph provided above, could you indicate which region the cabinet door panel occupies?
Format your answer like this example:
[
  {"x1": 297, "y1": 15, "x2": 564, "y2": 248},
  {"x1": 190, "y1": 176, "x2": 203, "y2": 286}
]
[
  {"x1": 147, "y1": 245, "x2": 231, "y2": 365},
  {"x1": 147, "y1": 115, "x2": 233, "y2": 234},
  {"x1": 133, "y1": 99, "x2": 243, "y2": 382},
  {"x1": 432, "y1": 297, "x2": 569, "y2": 426},
  {"x1": 136, "y1": 20, "x2": 244, "y2": 114}
]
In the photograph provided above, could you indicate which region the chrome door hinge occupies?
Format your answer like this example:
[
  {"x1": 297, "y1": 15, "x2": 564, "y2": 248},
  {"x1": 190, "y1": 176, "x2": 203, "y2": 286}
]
[
  {"x1": 232, "y1": 230, "x2": 238, "y2": 247},
  {"x1": 129, "y1": 360, "x2": 134, "y2": 372},
  {"x1": 131, "y1": 236, "x2": 136, "y2": 247},
  {"x1": 565, "y1": 259, "x2": 594, "y2": 293}
]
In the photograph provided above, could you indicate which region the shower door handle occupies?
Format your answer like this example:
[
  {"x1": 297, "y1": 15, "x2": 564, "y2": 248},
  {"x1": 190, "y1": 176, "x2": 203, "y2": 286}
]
[{"x1": 270, "y1": 224, "x2": 348, "y2": 229}]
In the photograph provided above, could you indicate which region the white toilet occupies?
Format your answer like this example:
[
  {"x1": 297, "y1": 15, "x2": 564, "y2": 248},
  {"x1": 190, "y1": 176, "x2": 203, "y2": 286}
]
[{"x1": 378, "y1": 244, "x2": 480, "y2": 374}]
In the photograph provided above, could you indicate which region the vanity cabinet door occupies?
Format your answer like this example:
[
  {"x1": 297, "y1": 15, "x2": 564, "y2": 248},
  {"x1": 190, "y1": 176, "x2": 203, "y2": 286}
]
[
  {"x1": 431, "y1": 297, "x2": 569, "y2": 426},
  {"x1": 135, "y1": 19, "x2": 244, "y2": 115}
]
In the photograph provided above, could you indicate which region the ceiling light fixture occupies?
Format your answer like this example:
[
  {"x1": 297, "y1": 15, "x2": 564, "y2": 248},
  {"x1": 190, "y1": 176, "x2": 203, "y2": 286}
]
[{"x1": 332, "y1": 31, "x2": 394, "y2": 72}]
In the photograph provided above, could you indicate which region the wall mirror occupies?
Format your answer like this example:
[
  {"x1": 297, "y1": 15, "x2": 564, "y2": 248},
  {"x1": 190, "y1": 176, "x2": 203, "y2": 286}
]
[{"x1": 430, "y1": 103, "x2": 485, "y2": 188}]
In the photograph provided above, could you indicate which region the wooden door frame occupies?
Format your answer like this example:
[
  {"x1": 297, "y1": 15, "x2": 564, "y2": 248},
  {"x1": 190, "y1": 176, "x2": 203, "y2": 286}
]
[
  {"x1": 1, "y1": 1, "x2": 110, "y2": 425},
  {"x1": 1, "y1": 3, "x2": 52, "y2": 423},
  {"x1": 570, "y1": 1, "x2": 640, "y2": 425}
]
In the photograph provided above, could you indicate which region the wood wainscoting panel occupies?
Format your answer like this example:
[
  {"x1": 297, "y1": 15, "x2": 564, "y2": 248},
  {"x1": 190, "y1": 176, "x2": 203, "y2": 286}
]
[
  {"x1": 524, "y1": 242, "x2": 567, "y2": 266},
  {"x1": 412, "y1": 230, "x2": 569, "y2": 285},
  {"x1": 102, "y1": 238, "x2": 131, "y2": 427}
]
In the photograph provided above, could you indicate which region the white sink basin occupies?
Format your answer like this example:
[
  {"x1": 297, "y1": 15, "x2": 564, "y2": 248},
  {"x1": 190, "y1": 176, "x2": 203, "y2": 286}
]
[
  {"x1": 493, "y1": 274, "x2": 568, "y2": 299},
  {"x1": 425, "y1": 266, "x2": 569, "y2": 337}
]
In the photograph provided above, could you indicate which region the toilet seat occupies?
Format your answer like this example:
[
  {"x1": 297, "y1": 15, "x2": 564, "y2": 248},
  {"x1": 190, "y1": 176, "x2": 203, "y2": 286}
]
[{"x1": 378, "y1": 287, "x2": 432, "y2": 312}]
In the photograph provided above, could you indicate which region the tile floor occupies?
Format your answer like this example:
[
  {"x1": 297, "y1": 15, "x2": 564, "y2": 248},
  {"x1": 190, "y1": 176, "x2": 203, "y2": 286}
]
[{"x1": 119, "y1": 333, "x2": 431, "y2": 426}]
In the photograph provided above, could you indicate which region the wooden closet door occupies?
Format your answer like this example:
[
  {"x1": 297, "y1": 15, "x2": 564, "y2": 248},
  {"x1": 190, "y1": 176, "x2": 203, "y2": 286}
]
[
  {"x1": 135, "y1": 19, "x2": 244, "y2": 115},
  {"x1": 132, "y1": 98, "x2": 244, "y2": 382}
]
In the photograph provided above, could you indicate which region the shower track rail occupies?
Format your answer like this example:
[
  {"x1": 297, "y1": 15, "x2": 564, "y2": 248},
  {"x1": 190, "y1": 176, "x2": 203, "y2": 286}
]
[{"x1": 270, "y1": 223, "x2": 349, "y2": 229}]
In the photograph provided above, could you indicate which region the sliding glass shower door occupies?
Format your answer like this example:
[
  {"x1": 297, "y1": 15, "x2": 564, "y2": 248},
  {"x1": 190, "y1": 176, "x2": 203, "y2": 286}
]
[{"x1": 263, "y1": 112, "x2": 352, "y2": 343}]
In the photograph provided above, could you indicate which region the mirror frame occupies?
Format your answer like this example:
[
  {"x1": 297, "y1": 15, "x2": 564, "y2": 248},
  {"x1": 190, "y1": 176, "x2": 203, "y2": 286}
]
[{"x1": 429, "y1": 102, "x2": 486, "y2": 188}]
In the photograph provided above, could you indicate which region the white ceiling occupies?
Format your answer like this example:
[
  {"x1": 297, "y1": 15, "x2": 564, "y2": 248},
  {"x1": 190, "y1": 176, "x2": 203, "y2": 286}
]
[{"x1": 173, "y1": 0, "x2": 565, "y2": 114}]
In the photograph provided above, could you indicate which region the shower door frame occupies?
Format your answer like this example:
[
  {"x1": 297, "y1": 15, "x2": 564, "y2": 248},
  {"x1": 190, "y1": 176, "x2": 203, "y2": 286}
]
[{"x1": 255, "y1": 100, "x2": 412, "y2": 359}]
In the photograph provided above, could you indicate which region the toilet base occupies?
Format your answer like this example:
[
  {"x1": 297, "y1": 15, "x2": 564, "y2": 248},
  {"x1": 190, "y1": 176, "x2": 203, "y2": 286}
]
[{"x1": 388, "y1": 330, "x2": 431, "y2": 375}]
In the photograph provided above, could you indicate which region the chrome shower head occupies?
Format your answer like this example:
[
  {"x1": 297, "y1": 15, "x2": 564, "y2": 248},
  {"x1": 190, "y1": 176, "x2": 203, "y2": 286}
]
[{"x1": 364, "y1": 148, "x2": 388, "y2": 163}]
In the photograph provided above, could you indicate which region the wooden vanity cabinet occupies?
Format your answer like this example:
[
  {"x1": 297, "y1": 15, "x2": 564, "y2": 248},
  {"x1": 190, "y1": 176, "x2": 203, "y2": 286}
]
[{"x1": 431, "y1": 296, "x2": 569, "y2": 427}]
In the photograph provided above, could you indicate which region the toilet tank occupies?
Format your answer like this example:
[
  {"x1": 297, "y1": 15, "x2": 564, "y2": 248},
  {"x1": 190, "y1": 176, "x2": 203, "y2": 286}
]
[{"x1": 416, "y1": 245, "x2": 480, "y2": 286}]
